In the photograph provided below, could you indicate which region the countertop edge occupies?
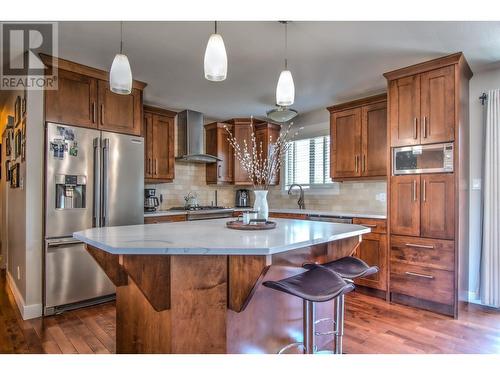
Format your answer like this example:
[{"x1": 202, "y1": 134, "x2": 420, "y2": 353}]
[{"x1": 73, "y1": 227, "x2": 370, "y2": 256}]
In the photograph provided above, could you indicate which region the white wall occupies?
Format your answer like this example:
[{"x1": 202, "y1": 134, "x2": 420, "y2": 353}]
[
  {"x1": 468, "y1": 67, "x2": 500, "y2": 302},
  {"x1": 0, "y1": 87, "x2": 44, "y2": 319}
]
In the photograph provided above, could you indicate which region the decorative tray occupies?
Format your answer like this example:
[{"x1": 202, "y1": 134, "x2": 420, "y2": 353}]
[{"x1": 226, "y1": 220, "x2": 277, "y2": 231}]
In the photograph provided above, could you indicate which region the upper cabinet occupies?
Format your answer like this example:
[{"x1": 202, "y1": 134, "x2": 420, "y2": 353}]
[
  {"x1": 328, "y1": 94, "x2": 387, "y2": 181},
  {"x1": 386, "y1": 60, "x2": 456, "y2": 147},
  {"x1": 226, "y1": 119, "x2": 253, "y2": 185},
  {"x1": 254, "y1": 121, "x2": 281, "y2": 185},
  {"x1": 45, "y1": 69, "x2": 98, "y2": 128},
  {"x1": 205, "y1": 119, "x2": 281, "y2": 186},
  {"x1": 97, "y1": 80, "x2": 142, "y2": 136},
  {"x1": 144, "y1": 106, "x2": 176, "y2": 183},
  {"x1": 205, "y1": 122, "x2": 234, "y2": 184},
  {"x1": 41, "y1": 54, "x2": 146, "y2": 136}
]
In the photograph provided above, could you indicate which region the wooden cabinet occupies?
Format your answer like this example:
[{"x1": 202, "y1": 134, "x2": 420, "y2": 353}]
[
  {"x1": 390, "y1": 175, "x2": 420, "y2": 237},
  {"x1": 391, "y1": 174, "x2": 453, "y2": 240},
  {"x1": 269, "y1": 212, "x2": 308, "y2": 220},
  {"x1": 421, "y1": 173, "x2": 455, "y2": 240},
  {"x1": 205, "y1": 122, "x2": 234, "y2": 184},
  {"x1": 97, "y1": 80, "x2": 142, "y2": 136},
  {"x1": 388, "y1": 65, "x2": 454, "y2": 147},
  {"x1": 45, "y1": 69, "x2": 98, "y2": 128},
  {"x1": 390, "y1": 235, "x2": 455, "y2": 308},
  {"x1": 227, "y1": 119, "x2": 254, "y2": 185},
  {"x1": 352, "y1": 218, "x2": 388, "y2": 292},
  {"x1": 330, "y1": 108, "x2": 361, "y2": 178},
  {"x1": 362, "y1": 102, "x2": 388, "y2": 176},
  {"x1": 144, "y1": 214, "x2": 187, "y2": 224},
  {"x1": 385, "y1": 53, "x2": 472, "y2": 317},
  {"x1": 328, "y1": 94, "x2": 387, "y2": 181},
  {"x1": 254, "y1": 122, "x2": 281, "y2": 185},
  {"x1": 144, "y1": 106, "x2": 176, "y2": 183},
  {"x1": 41, "y1": 54, "x2": 146, "y2": 136}
]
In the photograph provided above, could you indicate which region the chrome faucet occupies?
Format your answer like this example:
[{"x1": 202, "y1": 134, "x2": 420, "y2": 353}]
[{"x1": 288, "y1": 184, "x2": 305, "y2": 209}]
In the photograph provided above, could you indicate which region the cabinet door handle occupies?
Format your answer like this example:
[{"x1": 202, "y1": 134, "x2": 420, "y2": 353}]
[
  {"x1": 423, "y1": 179, "x2": 427, "y2": 202},
  {"x1": 423, "y1": 116, "x2": 428, "y2": 138},
  {"x1": 155, "y1": 159, "x2": 158, "y2": 175},
  {"x1": 405, "y1": 271, "x2": 434, "y2": 280},
  {"x1": 218, "y1": 164, "x2": 222, "y2": 179},
  {"x1": 405, "y1": 243, "x2": 434, "y2": 249},
  {"x1": 100, "y1": 104, "x2": 104, "y2": 125},
  {"x1": 412, "y1": 179, "x2": 417, "y2": 201},
  {"x1": 363, "y1": 154, "x2": 366, "y2": 173},
  {"x1": 354, "y1": 155, "x2": 358, "y2": 173},
  {"x1": 413, "y1": 117, "x2": 418, "y2": 139},
  {"x1": 92, "y1": 102, "x2": 96, "y2": 123}
]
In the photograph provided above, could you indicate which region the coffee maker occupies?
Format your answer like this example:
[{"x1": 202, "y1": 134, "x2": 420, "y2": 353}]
[
  {"x1": 144, "y1": 188, "x2": 160, "y2": 212},
  {"x1": 235, "y1": 189, "x2": 251, "y2": 208}
]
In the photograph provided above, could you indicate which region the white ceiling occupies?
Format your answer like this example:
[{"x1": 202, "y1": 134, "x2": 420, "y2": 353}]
[{"x1": 54, "y1": 21, "x2": 500, "y2": 122}]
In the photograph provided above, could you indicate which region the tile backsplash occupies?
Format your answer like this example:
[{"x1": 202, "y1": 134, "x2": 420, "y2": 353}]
[
  {"x1": 146, "y1": 163, "x2": 236, "y2": 209},
  {"x1": 147, "y1": 162, "x2": 387, "y2": 215}
]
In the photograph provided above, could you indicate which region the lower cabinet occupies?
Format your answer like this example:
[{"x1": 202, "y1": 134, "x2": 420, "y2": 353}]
[
  {"x1": 144, "y1": 214, "x2": 187, "y2": 224},
  {"x1": 390, "y1": 235, "x2": 455, "y2": 311},
  {"x1": 352, "y1": 218, "x2": 388, "y2": 292},
  {"x1": 269, "y1": 212, "x2": 309, "y2": 220}
]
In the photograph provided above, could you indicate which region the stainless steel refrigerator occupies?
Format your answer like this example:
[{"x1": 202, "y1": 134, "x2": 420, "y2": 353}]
[{"x1": 44, "y1": 122, "x2": 144, "y2": 315}]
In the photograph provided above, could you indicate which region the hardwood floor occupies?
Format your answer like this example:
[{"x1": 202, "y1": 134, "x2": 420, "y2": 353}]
[{"x1": 1, "y1": 270, "x2": 499, "y2": 354}]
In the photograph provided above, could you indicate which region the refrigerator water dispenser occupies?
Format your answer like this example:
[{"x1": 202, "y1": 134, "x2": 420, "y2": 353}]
[{"x1": 55, "y1": 174, "x2": 86, "y2": 209}]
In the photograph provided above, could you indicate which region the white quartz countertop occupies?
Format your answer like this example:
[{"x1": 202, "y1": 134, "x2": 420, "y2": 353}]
[
  {"x1": 74, "y1": 218, "x2": 370, "y2": 256},
  {"x1": 145, "y1": 208, "x2": 386, "y2": 219}
]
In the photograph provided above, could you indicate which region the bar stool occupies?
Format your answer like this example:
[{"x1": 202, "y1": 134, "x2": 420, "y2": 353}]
[
  {"x1": 263, "y1": 266, "x2": 354, "y2": 354},
  {"x1": 304, "y1": 256, "x2": 379, "y2": 354}
]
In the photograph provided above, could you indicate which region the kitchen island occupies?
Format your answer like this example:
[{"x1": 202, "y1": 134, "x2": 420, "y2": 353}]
[{"x1": 74, "y1": 218, "x2": 370, "y2": 354}]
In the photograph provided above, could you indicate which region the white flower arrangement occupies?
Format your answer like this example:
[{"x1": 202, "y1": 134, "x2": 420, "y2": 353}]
[{"x1": 224, "y1": 117, "x2": 298, "y2": 190}]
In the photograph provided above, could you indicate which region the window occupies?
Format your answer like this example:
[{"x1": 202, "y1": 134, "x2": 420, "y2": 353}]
[{"x1": 284, "y1": 135, "x2": 333, "y2": 189}]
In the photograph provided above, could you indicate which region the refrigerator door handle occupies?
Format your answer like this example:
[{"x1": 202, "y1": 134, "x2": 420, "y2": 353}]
[
  {"x1": 92, "y1": 137, "x2": 101, "y2": 228},
  {"x1": 102, "y1": 138, "x2": 110, "y2": 227}
]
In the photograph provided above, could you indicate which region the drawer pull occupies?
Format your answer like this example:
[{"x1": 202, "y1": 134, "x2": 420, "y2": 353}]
[
  {"x1": 405, "y1": 271, "x2": 434, "y2": 280},
  {"x1": 405, "y1": 243, "x2": 434, "y2": 249},
  {"x1": 363, "y1": 224, "x2": 377, "y2": 228}
]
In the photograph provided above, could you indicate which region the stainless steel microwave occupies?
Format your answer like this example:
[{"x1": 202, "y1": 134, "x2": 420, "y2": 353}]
[{"x1": 393, "y1": 143, "x2": 454, "y2": 175}]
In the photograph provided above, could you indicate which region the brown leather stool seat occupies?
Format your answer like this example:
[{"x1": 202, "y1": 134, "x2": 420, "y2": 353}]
[
  {"x1": 263, "y1": 266, "x2": 355, "y2": 303},
  {"x1": 305, "y1": 256, "x2": 379, "y2": 280},
  {"x1": 263, "y1": 267, "x2": 354, "y2": 354}
]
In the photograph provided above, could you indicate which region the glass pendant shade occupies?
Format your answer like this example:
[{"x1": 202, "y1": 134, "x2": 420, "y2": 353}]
[
  {"x1": 204, "y1": 33, "x2": 228, "y2": 81},
  {"x1": 110, "y1": 53, "x2": 132, "y2": 95},
  {"x1": 276, "y1": 69, "x2": 295, "y2": 106}
]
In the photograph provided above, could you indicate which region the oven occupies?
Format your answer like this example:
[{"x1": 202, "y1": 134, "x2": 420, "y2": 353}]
[{"x1": 392, "y1": 142, "x2": 453, "y2": 175}]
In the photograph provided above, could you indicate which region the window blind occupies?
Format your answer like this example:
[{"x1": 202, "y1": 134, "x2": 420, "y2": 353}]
[{"x1": 285, "y1": 135, "x2": 332, "y2": 188}]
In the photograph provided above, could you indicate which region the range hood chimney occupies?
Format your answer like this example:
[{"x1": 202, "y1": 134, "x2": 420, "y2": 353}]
[{"x1": 176, "y1": 110, "x2": 220, "y2": 163}]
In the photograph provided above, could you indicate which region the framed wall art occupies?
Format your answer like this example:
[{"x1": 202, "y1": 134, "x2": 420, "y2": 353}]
[
  {"x1": 5, "y1": 160, "x2": 10, "y2": 181},
  {"x1": 14, "y1": 129, "x2": 22, "y2": 159},
  {"x1": 14, "y1": 96, "x2": 21, "y2": 127},
  {"x1": 10, "y1": 162, "x2": 19, "y2": 188},
  {"x1": 21, "y1": 119, "x2": 26, "y2": 162}
]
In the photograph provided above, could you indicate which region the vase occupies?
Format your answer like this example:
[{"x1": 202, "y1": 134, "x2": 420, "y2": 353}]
[{"x1": 253, "y1": 190, "x2": 269, "y2": 221}]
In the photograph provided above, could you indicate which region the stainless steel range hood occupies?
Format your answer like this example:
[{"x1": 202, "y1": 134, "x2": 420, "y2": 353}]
[{"x1": 176, "y1": 110, "x2": 220, "y2": 163}]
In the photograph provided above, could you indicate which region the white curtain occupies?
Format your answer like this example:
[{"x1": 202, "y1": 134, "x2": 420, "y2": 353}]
[{"x1": 480, "y1": 89, "x2": 500, "y2": 307}]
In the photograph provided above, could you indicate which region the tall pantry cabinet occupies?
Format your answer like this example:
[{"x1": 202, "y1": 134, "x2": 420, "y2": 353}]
[{"x1": 384, "y1": 53, "x2": 472, "y2": 317}]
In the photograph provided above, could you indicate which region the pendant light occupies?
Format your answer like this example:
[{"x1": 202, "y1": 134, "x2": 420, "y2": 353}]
[
  {"x1": 276, "y1": 21, "x2": 295, "y2": 106},
  {"x1": 204, "y1": 21, "x2": 228, "y2": 81},
  {"x1": 109, "y1": 21, "x2": 132, "y2": 95}
]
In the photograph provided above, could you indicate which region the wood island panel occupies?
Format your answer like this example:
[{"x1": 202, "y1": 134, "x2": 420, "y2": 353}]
[{"x1": 85, "y1": 235, "x2": 361, "y2": 354}]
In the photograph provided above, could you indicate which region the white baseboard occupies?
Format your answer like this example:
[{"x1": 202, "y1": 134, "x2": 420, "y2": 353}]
[{"x1": 6, "y1": 271, "x2": 42, "y2": 320}]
